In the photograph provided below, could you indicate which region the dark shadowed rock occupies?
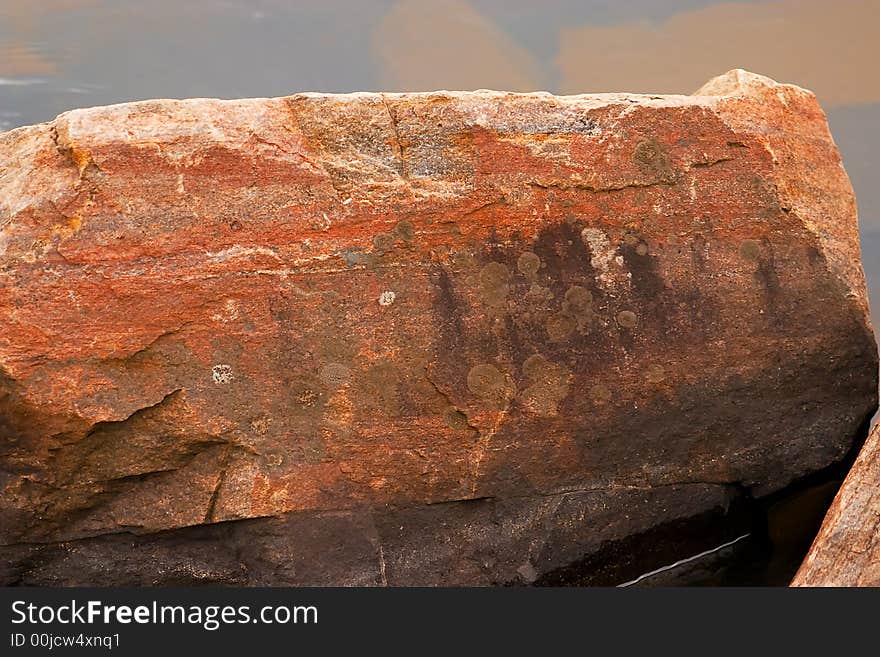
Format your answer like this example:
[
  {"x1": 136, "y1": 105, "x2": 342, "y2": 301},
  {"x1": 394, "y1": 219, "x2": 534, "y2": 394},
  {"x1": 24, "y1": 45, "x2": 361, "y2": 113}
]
[{"x1": 0, "y1": 69, "x2": 875, "y2": 585}]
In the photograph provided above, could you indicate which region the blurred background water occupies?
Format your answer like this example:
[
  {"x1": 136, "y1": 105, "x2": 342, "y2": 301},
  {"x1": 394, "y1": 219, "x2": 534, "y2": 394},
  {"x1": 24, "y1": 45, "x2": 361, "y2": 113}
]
[{"x1": 1, "y1": 0, "x2": 878, "y2": 327}]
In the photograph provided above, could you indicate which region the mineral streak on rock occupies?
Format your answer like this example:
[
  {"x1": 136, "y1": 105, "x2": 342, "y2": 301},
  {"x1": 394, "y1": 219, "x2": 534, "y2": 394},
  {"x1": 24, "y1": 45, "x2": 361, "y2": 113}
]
[{"x1": 0, "y1": 70, "x2": 876, "y2": 585}]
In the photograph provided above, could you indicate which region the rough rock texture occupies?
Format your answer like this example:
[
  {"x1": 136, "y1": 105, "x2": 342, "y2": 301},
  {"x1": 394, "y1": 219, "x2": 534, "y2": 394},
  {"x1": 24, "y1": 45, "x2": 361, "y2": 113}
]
[
  {"x1": 793, "y1": 423, "x2": 880, "y2": 586},
  {"x1": 1, "y1": 69, "x2": 876, "y2": 585}
]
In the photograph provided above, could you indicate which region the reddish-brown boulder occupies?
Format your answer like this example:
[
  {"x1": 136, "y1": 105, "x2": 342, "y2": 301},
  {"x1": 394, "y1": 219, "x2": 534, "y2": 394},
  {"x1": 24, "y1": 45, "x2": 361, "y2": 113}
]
[{"x1": 0, "y1": 70, "x2": 876, "y2": 585}]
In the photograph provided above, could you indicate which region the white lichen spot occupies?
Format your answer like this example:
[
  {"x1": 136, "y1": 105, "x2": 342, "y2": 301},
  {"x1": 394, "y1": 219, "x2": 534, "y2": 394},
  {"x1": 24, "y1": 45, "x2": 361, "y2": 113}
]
[
  {"x1": 176, "y1": 172, "x2": 185, "y2": 194},
  {"x1": 580, "y1": 227, "x2": 628, "y2": 291},
  {"x1": 378, "y1": 290, "x2": 396, "y2": 307},
  {"x1": 212, "y1": 364, "x2": 234, "y2": 384}
]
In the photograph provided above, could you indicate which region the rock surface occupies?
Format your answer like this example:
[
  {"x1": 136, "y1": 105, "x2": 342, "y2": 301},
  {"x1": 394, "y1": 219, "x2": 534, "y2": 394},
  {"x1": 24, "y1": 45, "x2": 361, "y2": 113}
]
[
  {"x1": 793, "y1": 422, "x2": 880, "y2": 586},
  {"x1": 1, "y1": 70, "x2": 876, "y2": 585}
]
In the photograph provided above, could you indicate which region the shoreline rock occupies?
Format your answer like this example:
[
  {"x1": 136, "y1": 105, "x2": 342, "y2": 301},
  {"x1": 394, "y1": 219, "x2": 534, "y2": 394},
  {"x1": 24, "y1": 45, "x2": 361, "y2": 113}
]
[{"x1": 1, "y1": 70, "x2": 876, "y2": 585}]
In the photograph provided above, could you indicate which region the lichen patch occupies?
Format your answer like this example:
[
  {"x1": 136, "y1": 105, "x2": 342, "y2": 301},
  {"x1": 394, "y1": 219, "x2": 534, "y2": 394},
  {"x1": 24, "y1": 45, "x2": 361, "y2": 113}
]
[
  {"x1": 580, "y1": 227, "x2": 628, "y2": 291},
  {"x1": 212, "y1": 364, "x2": 234, "y2": 384}
]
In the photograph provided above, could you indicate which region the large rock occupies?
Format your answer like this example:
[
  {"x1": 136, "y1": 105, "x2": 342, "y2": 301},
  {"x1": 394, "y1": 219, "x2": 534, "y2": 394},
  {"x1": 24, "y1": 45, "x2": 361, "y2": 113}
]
[
  {"x1": 793, "y1": 423, "x2": 880, "y2": 586},
  {"x1": 1, "y1": 70, "x2": 876, "y2": 585}
]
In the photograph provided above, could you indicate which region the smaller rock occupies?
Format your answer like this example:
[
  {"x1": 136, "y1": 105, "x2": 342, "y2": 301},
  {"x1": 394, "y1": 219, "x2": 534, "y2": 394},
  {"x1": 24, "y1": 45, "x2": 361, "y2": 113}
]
[{"x1": 792, "y1": 423, "x2": 880, "y2": 586}]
